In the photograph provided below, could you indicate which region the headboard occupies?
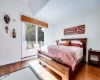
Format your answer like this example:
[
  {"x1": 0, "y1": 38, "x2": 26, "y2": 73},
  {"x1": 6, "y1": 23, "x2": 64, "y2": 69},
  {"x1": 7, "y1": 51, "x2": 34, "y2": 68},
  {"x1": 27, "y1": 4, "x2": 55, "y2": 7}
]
[{"x1": 61, "y1": 38, "x2": 87, "y2": 60}]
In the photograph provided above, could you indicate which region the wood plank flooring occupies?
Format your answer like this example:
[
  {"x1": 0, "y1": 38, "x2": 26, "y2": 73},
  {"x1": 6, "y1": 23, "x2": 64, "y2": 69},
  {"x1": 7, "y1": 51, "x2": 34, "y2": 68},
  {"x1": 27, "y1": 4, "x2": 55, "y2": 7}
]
[
  {"x1": 0, "y1": 59, "x2": 100, "y2": 80},
  {"x1": 75, "y1": 64, "x2": 100, "y2": 80},
  {"x1": 0, "y1": 59, "x2": 31, "y2": 76}
]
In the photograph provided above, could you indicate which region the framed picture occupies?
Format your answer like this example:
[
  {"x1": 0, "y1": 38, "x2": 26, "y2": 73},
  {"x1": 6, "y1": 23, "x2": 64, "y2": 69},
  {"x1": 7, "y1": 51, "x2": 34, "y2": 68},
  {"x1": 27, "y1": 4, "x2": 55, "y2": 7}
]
[{"x1": 64, "y1": 25, "x2": 85, "y2": 35}]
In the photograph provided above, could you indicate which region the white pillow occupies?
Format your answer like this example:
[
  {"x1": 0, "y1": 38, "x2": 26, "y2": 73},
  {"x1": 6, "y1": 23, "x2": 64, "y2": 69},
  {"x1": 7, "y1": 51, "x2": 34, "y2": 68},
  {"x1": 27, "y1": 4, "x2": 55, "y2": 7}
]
[
  {"x1": 71, "y1": 40, "x2": 83, "y2": 45},
  {"x1": 59, "y1": 41, "x2": 66, "y2": 43}
]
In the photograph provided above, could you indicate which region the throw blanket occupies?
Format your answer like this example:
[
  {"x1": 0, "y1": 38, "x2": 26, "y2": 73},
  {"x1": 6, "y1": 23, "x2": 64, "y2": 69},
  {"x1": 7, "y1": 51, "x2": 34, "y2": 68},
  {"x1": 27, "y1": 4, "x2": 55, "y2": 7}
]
[{"x1": 39, "y1": 45, "x2": 77, "y2": 71}]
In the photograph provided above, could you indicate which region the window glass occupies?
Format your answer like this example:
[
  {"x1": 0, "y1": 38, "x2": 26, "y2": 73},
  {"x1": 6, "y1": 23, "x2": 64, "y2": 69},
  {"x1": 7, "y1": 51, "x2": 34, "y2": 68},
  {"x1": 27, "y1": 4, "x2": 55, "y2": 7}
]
[
  {"x1": 25, "y1": 23, "x2": 36, "y2": 49},
  {"x1": 38, "y1": 27, "x2": 44, "y2": 48}
]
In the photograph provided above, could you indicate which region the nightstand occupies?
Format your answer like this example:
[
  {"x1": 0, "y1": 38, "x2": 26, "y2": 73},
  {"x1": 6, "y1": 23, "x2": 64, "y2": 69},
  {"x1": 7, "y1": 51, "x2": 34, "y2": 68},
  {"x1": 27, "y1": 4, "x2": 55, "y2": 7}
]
[{"x1": 88, "y1": 50, "x2": 100, "y2": 67}]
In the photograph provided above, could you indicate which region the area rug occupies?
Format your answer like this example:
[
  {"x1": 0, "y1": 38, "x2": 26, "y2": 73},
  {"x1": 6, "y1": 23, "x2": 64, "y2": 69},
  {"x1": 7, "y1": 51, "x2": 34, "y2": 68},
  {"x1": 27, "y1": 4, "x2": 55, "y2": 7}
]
[
  {"x1": 0, "y1": 67, "x2": 41, "y2": 80},
  {"x1": 29, "y1": 60, "x2": 58, "y2": 80}
]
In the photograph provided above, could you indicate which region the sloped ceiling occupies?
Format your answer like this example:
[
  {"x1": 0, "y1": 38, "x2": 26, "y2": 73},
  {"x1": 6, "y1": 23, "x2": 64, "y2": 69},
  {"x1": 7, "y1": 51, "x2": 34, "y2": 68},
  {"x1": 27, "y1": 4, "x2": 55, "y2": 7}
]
[
  {"x1": 18, "y1": 0, "x2": 100, "y2": 24},
  {"x1": 1, "y1": 0, "x2": 100, "y2": 24},
  {"x1": 34, "y1": 0, "x2": 100, "y2": 24},
  {"x1": 21, "y1": 0, "x2": 50, "y2": 16},
  {"x1": 28, "y1": 0, "x2": 50, "y2": 16},
  {"x1": 21, "y1": 0, "x2": 29, "y2": 4}
]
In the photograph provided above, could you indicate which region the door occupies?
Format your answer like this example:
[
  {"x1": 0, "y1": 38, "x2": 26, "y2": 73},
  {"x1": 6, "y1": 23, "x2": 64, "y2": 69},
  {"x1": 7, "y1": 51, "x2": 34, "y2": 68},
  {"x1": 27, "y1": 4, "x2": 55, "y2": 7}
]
[{"x1": 22, "y1": 22, "x2": 37, "y2": 58}]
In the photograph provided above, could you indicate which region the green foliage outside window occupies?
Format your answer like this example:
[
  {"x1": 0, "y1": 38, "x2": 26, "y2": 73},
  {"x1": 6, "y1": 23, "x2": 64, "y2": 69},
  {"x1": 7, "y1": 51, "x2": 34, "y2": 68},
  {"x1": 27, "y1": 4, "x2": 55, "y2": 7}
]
[
  {"x1": 26, "y1": 23, "x2": 44, "y2": 42},
  {"x1": 26, "y1": 23, "x2": 36, "y2": 41},
  {"x1": 38, "y1": 27, "x2": 44, "y2": 41}
]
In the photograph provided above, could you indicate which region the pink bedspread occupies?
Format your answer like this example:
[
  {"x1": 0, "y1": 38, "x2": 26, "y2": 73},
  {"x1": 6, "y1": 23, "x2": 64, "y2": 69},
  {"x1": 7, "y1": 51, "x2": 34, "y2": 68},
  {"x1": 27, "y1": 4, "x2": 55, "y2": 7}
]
[{"x1": 38, "y1": 45, "x2": 77, "y2": 71}]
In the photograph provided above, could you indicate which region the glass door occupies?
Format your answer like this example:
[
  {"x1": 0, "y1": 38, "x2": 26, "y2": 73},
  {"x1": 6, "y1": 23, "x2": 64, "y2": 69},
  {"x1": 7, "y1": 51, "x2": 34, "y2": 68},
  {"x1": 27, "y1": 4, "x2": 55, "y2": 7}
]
[
  {"x1": 38, "y1": 27, "x2": 44, "y2": 48},
  {"x1": 25, "y1": 23, "x2": 37, "y2": 51},
  {"x1": 22, "y1": 22, "x2": 44, "y2": 58},
  {"x1": 22, "y1": 22, "x2": 37, "y2": 58}
]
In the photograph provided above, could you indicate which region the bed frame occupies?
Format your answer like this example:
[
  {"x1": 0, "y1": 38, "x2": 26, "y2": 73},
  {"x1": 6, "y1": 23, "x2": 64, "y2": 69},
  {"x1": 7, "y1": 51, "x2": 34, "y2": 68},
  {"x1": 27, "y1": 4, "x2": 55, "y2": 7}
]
[{"x1": 38, "y1": 38, "x2": 87, "y2": 80}]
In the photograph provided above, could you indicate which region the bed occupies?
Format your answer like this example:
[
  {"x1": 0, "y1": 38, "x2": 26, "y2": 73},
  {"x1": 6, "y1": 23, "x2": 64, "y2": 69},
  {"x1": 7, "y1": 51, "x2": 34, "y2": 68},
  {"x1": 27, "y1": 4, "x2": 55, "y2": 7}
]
[{"x1": 38, "y1": 38, "x2": 87, "y2": 80}]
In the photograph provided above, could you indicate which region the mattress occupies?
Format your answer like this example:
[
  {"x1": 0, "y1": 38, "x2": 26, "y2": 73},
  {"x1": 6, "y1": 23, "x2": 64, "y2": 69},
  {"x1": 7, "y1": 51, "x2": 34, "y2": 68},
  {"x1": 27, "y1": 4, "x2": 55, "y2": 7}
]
[{"x1": 40, "y1": 46, "x2": 83, "y2": 61}]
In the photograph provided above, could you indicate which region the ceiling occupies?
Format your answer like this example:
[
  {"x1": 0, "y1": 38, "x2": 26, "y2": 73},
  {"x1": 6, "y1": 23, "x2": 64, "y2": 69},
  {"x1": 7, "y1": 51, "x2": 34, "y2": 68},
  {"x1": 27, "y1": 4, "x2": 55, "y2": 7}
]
[
  {"x1": 33, "y1": 0, "x2": 100, "y2": 24},
  {"x1": 3, "y1": 0, "x2": 100, "y2": 24},
  {"x1": 21, "y1": 0, "x2": 50, "y2": 16},
  {"x1": 21, "y1": 0, "x2": 29, "y2": 4},
  {"x1": 28, "y1": 0, "x2": 50, "y2": 16},
  {"x1": 1, "y1": 0, "x2": 100, "y2": 24}
]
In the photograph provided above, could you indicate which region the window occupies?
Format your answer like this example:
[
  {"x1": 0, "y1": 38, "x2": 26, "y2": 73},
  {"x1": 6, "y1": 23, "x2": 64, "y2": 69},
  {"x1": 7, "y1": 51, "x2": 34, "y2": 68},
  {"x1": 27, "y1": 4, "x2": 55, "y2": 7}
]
[
  {"x1": 25, "y1": 23, "x2": 36, "y2": 49},
  {"x1": 25, "y1": 23, "x2": 44, "y2": 49},
  {"x1": 21, "y1": 15, "x2": 47, "y2": 58},
  {"x1": 38, "y1": 27, "x2": 44, "y2": 48}
]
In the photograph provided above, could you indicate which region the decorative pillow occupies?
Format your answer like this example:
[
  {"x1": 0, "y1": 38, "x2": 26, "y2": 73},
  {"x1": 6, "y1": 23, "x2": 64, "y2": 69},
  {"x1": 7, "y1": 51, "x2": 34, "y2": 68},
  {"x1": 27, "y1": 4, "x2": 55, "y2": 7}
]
[
  {"x1": 71, "y1": 40, "x2": 83, "y2": 45},
  {"x1": 66, "y1": 40, "x2": 71, "y2": 46},
  {"x1": 58, "y1": 41, "x2": 66, "y2": 46},
  {"x1": 58, "y1": 43, "x2": 67, "y2": 46},
  {"x1": 59, "y1": 41, "x2": 66, "y2": 44},
  {"x1": 71, "y1": 43, "x2": 83, "y2": 48},
  {"x1": 58, "y1": 40, "x2": 71, "y2": 46}
]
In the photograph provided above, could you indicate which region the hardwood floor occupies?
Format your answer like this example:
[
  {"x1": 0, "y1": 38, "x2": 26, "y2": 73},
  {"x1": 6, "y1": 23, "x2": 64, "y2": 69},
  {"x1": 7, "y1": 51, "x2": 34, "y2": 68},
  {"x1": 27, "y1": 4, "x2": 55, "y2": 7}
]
[
  {"x1": 0, "y1": 59, "x2": 31, "y2": 76},
  {"x1": 0, "y1": 59, "x2": 100, "y2": 80},
  {"x1": 75, "y1": 64, "x2": 100, "y2": 80}
]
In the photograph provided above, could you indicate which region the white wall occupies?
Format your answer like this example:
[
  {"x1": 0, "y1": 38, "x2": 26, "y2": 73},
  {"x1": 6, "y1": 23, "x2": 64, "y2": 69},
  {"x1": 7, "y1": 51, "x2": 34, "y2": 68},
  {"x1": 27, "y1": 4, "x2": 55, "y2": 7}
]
[
  {"x1": 0, "y1": 0, "x2": 33, "y2": 66},
  {"x1": 44, "y1": 1, "x2": 100, "y2": 61}
]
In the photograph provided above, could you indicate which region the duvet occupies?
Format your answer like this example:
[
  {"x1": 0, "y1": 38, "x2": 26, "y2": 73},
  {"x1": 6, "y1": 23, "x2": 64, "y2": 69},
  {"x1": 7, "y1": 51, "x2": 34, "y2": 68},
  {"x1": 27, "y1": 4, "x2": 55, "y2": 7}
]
[{"x1": 38, "y1": 45, "x2": 77, "y2": 71}]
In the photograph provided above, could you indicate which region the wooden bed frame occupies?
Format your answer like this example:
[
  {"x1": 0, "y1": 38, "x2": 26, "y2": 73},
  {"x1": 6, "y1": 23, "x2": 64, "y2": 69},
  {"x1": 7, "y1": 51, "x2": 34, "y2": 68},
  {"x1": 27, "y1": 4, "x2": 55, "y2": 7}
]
[{"x1": 38, "y1": 38, "x2": 87, "y2": 80}]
